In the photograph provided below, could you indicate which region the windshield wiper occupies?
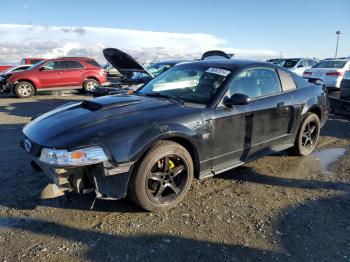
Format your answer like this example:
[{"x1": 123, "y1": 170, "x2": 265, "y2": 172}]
[{"x1": 143, "y1": 93, "x2": 185, "y2": 105}]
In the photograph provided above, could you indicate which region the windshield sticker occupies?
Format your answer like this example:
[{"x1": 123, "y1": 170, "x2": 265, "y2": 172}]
[
  {"x1": 153, "y1": 80, "x2": 199, "y2": 91},
  {"x1": 206, "y1": 67, "x2": 231, "y2": 77}
]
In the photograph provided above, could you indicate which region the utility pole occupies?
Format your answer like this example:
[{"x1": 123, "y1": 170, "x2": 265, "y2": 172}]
[{"x1": 335, "y1": 31, "x2": 341, "y2": 58}]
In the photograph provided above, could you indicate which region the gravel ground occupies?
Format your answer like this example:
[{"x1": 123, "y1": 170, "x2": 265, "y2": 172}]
[{"x1": 0, "y1": 92, "x2": 349, "y2": 262}]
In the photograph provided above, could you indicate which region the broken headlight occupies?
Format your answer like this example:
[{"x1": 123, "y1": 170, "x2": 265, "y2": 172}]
[{"x1": 39, "y1": 146, "x2": 108, "y2": 166}]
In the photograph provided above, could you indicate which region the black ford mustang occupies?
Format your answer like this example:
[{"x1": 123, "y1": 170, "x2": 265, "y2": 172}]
[{"x1": 22, "y1": 59, "x2": 329, "y2": 211}]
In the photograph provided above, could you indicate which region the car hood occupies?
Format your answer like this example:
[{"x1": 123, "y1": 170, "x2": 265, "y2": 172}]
[
  {"x1": 23, "y1": 95, "x2": 198, "y2": 148},
  {"x1": 103, "y1": 48, "x2": 153, "y2": 78}
]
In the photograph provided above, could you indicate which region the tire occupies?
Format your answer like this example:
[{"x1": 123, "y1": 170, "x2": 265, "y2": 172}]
[
  {"x1": 128, "y1": 141, "x2": 194, "y2": 212},
  {"x1": 292, "y1": 112, "x2": 320, "y2": 156},
  {"x1": 83, "y1": 79, "x2": 99, "y2": 93},
  {"x1": 14, "y1": 81, "x2": 35, "y2": 98}
]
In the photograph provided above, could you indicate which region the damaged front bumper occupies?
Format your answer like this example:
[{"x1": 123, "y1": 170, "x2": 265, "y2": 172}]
[{"x1": 22, "y1": 140, "x2": 134, "y2": 200}]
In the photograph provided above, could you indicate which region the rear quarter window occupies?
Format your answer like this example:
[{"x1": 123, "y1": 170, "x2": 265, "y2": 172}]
[
  {"x1": 277, "y1": 69, "x2": 297, "y2": 91},
  {"x1": 85, "y1": 60, "x2": 101, "y2": 67}
]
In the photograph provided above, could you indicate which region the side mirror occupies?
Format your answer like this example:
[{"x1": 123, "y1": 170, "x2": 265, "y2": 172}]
[
  {"x1": 298, "y1": 64, "x2": 304, "y2": 68},
  {"x1": 39, "y1": 67, "x2": 46, "y2": 71},
  {"x1": 223, "y1": 93, "x2": 250, "y2": 107}
]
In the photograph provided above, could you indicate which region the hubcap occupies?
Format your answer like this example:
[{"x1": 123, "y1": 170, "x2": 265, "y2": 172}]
[
  {"x1": 18, "y1": 84, "x2": 32, "y2": 96},
  {"x1": 86, "y1": 80, "x2": 98, "y2": 91},
  {"x1": 302, "y1": 121, "x2": 318, "y2": 148},
  {"x1": 146, "y1": 155, "x2": 188, "y2": 204}
]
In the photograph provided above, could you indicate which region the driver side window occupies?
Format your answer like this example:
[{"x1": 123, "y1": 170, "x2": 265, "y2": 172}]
[{"x1": 228, "y1": 68, "x2": 282, "y2": 99}]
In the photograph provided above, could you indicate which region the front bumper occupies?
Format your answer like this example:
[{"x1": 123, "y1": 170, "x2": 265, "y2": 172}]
[
  {"x1": 100, "y1": 81, "x2": 112, "y2": 87},
  {"x1": 0, "y1": 82, "x2": 13, "y2": 93},
  {"x1": 21, "y1": 139, "x2": 134, "y2": 200}
]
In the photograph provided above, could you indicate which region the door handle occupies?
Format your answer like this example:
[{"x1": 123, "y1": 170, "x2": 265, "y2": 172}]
[
  {"x1": 58, "y1": 72, "x2": 63, "y2": 74},
  {"x1": 277, "y1": 102, "x2": 285, "y2": 108}
]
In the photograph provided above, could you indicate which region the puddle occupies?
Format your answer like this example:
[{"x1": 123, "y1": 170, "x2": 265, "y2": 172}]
[
  {"x1": 311, "y1": 148, "x2": 347, "y2": 175},
  {"x1": 284, "y1": 147, "x2": 347, "y2": 179}
]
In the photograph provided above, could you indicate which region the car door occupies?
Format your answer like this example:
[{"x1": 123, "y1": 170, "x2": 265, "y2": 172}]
[
  {"x1": 211, "y1": 67, "x2": 293, "y2": 168},
  {"x1": 60, "y1": 60, "x2": 85, "y2": 87},
  {"x1": 37, "y1": 61, "x2": 65, "y2": 88}
]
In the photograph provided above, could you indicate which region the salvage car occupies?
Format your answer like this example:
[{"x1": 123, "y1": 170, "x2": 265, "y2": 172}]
[
  {"x1": 303, "y1": 59, "x2": 350, "y2": 90},
  {"x1": 22, "y1": 59, "x2": 329, "y2": 211},
  {"x1": 0, "y1": 64, "x2": 32, "y2": 90},
  {"x1": 92, "y1": 48, "x2": 185, "y2": 96},
  {"x1": 2, "y1": 57, "x2": 110, "y2": 97},
  {"x1": 273, "y1": 58, "x2": 318, "y2": 76},
  {"x1": 340, "y1": 71, "x2": 350, "y2": 100}
]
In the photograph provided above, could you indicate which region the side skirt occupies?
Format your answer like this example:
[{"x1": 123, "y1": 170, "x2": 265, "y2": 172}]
[{"x1": 199, "y1": 143, "x2": 294, "y2": 180}]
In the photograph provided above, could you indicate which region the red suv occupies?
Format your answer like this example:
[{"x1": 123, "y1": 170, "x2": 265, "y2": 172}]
[{"x1": 3, "y1": 57, "x2": 110, "y2": 98}]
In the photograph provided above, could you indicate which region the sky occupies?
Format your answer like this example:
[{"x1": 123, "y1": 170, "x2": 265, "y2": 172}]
[{"x1": 0, "y1": 0, "x2": 349, "y2": 64}]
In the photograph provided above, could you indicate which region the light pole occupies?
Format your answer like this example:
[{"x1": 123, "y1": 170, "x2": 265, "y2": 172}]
[{"x1": 335, "y1": 31, "x2": 341, "y2": 58}]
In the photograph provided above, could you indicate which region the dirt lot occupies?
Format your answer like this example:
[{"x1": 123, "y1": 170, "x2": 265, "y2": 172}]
[{"x1": 0, "y1": 92, "x2": 349, "y2": 262}]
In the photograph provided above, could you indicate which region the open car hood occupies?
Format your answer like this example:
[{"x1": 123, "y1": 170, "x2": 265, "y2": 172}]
[
  {"x1": 103, "y1": 48, "x2": 153, "y2": 78},
  {"x1": 201, "y1": 50, "x2": 234, "y2": 60}
]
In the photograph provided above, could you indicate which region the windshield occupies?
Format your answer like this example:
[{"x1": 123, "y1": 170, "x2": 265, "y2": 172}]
[
  {"x1": 138, "y1": 64, "x2": 231, "y2": 104},
  {"x1": 276, "y1": 59, "x2": 300, "y2": 68},
  {"x1": 312, "y1": 60, "x2": 347, "y2": 69},
  {"x1": 27, "y1": 60, "x2": 46, "y2": 70},
  {"x1": 132, "y1": 63, "x2": 174, "y2": 80}
]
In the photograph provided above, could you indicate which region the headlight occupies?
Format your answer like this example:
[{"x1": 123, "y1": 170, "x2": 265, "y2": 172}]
[{"x1": 39, "y1": 146, "x2": 108, "y2": 166}]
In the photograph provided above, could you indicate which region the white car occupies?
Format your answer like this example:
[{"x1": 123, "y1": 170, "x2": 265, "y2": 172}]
[
  {"x1": 303, "y1": 59, "x2": 350, "y2": 89},
  {"x1": 274, "y1": 58, "x2": 318, "y2": 76}
]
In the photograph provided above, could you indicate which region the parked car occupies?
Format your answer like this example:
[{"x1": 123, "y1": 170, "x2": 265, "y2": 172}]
[
  {"x1": 303, "y1": 59, "x2": 350, "y2": 90},
  {"x1": 274, "y1": 58, "x2": 318, "y2": 76},
  {"x1": 340, "y1": 71, "x2": 350, "y2": 100},
  {"x1": 2, "y1": 57, "x2": 110, "y2": 98},
  {"x1": 92, "y1": 48, "x2": 185, "y2": 97},
  {"x1": 266, "y1": 58, "x2": 282, "y2": 64},
  {"x1": 20, "y1": 58, "x2": 45, "y2": 65},
  {"x1": 0, "y1": 65, "x2": 32, "y2": 90},
  {"x1": 0, "y1": 65, "x2": 12, "y2": 73},
  {"x1": 201, "y1": 50, "x2": 234, "y2": 60},
  {"x1": 103, "y1": 63, "x2": 123, "y2": 78},
  {"x1": 22, "y1": 59, "x2": 329, "y2": 211}
]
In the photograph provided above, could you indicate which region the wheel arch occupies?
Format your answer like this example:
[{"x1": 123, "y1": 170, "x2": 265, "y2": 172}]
[
  {"x1": 307, "y1": 105, "x2": 322, "y2": 121},
  {"x1": 132, "y1": 134, "x2": 201, "y2": 179},
  {"x1": 14, "y1": 79, "x2": 37, "y2": 91},
  {"x1": 84, "y1": 76, "x2": 100, "y2": 85}
]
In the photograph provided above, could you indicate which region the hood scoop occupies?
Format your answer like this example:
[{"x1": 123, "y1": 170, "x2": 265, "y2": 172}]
[{"x1": 81, "y1": 96, "x2": 142, "y2": 111}]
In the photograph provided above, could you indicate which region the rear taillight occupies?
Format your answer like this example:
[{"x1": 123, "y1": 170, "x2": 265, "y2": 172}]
[
  {"x1": 303, "y1": 71, "x2": 312, "y2": 76},
  {"x1": 326, "y1": 71, "x2": 343, "y2": 77}
]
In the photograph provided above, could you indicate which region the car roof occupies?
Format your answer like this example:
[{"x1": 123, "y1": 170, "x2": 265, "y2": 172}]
[
  {"x1": 150, "y1": 60, "x2": 187, "y2": 65},
  {"x1": 174, "y1": 59, "x2": 274, "y2": 70},
  {"x1": 45, "y1": 57, "x2": 94, "y2": 62}
]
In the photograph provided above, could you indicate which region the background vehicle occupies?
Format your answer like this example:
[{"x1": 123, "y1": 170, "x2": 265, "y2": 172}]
[
  {"x1": 0, "y1": 65, "x2": 12, "y2": 73},
  {"x1": 3, "y1": 57, "x2": 109, "y2": 98},
  {"x1": 266, "y1": 58, "x2": 282, "y2": 64},
  {"x1": 340, "y1": 71, "x2": 350, "y2": 100},
  {"x1": 273, "y1": 58, "x2": 318, "y2": 76},
  {"x1": 22, "y1": 59, "x2": 329, "y2": 212},
  {"x1": 0, "y1": 65, "x2": 32, "y2": 90},
  {"x1": 103, "y1": 63, "x2": 123, "y2": 78},
  {"x1": 20, "y1": 58, "x2": 45, "y2": 65},
  {"x1": 303, "y1": 59, "x2": 350, "y2": 90},
  {"x1": 93, "y1": 48, "x2": 185, "y2": 97}
]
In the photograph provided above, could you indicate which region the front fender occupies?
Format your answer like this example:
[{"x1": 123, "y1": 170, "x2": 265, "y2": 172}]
[{"x1": 129, "y1": 123, "x2": 198, "y2": 162}]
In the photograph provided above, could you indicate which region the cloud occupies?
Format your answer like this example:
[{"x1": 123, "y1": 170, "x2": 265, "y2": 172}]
[{"x1": 0, "y1": 24, "x2": 278, "y2": 65}]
